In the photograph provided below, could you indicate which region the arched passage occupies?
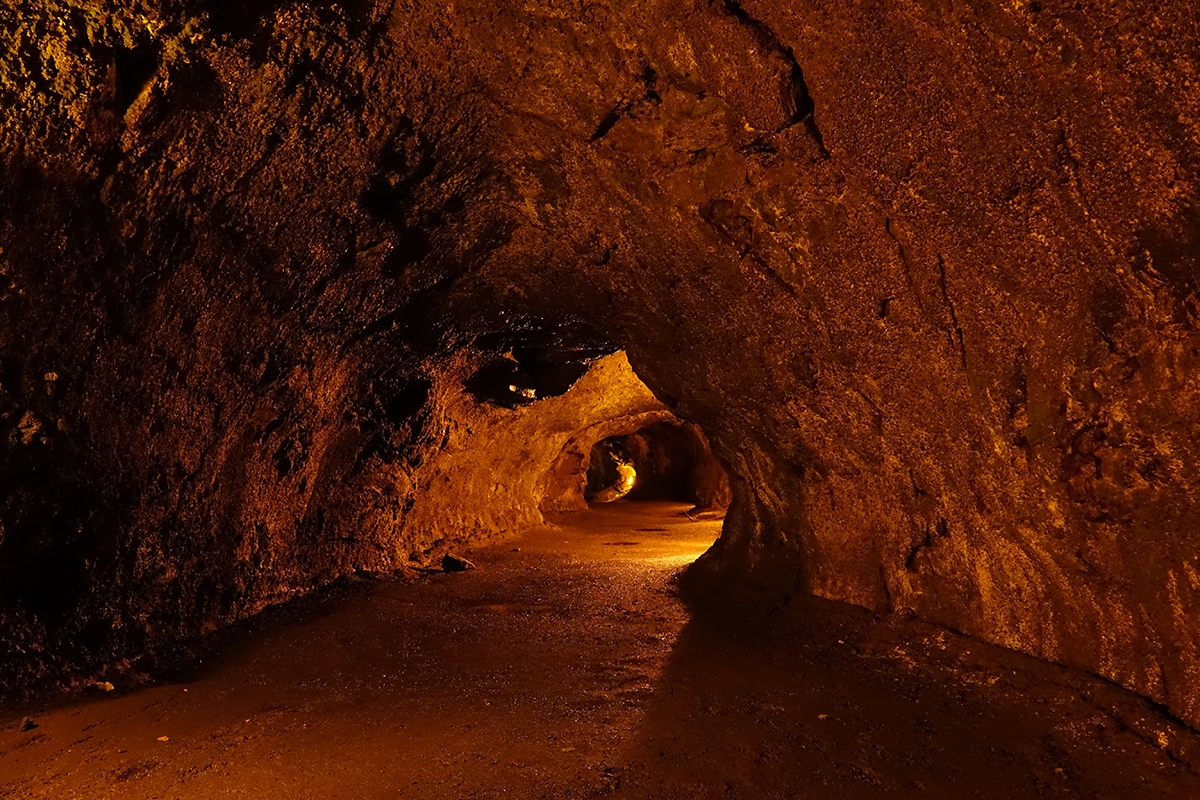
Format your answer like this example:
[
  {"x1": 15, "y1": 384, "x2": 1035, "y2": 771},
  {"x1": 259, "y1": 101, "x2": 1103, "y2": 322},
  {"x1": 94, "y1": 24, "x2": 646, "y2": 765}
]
[
  {"x1": 3, "y1": 0, "x2": 1200, "y2": 757},
  {"x1": 540, "y1": 411, "x2": 729, "y2": 520},
  {"x1": 585, "y1": 420, "x2": 730, "y2": 511}
]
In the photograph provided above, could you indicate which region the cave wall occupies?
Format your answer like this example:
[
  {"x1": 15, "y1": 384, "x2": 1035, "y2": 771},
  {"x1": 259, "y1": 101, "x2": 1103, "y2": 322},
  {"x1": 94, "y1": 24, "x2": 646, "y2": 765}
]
[{"x1": 3, "y1": 0, "x2": 1200, "y2": 724}]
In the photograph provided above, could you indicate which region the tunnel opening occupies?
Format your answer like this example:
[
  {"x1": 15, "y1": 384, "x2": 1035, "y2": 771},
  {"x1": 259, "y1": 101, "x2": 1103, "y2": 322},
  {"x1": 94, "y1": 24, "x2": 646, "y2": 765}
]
[
  {"x1": 534, "y1": 350, "x2": 732, "y2": 530},
  {"x1": 584, "y1": 420, "x2": 730, "y2": 514},
  {"x1": 501, "y1": 350, "x2": 731, "y2": 575}
]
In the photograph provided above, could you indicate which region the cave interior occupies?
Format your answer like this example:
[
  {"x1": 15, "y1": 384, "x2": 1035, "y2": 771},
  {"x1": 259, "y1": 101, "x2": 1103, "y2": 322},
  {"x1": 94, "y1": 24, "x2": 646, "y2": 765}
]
[{"x1": 2, "y1": 0, "x2": 1200, "y2": 796}]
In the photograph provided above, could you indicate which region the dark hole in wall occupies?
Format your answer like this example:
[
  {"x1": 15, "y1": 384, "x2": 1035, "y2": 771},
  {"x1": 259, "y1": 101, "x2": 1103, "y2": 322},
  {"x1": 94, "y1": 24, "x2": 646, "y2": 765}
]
[
  {"x1": 465, "y1": 345, "x2": 610, "y2": 408},
  {"x1": 113, "y1": 44, "x2": 160, "y2": 117}
]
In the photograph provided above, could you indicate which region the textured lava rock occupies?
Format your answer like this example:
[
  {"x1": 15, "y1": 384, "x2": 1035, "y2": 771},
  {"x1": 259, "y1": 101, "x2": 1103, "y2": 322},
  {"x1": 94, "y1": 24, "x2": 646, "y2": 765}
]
[{"x1": 2, "y1": 0, "x2": 1199, "y2": 726}]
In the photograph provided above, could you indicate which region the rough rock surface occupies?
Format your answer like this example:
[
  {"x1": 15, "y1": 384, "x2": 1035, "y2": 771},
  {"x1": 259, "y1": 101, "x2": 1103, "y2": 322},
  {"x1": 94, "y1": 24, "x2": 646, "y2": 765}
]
[{"x1": 2, "y1": 0, "x2": 1199, "y2": 726}]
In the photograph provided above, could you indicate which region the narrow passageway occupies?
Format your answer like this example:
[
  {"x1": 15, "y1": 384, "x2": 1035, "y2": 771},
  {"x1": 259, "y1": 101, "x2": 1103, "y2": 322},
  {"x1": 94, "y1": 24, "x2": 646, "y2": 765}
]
[{"x1": 2, "y1": 502, "x2": 1198, "y2": 799}]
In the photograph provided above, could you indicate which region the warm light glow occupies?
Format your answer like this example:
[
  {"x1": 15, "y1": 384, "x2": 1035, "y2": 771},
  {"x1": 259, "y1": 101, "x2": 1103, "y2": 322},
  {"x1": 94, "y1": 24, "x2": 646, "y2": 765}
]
[
  {"x1": 614, "y1": 463, "x2": 636, "y2": 495},
  {"x1": 593, "y1": 462, "x2": 637, "y2": 503}
]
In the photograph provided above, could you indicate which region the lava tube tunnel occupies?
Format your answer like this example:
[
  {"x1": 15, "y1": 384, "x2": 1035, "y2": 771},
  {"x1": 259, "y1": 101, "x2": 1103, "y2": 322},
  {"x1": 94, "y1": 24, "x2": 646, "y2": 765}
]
[{"x1": 3, "y1": 1, "x2": 1200, "y2": 797}]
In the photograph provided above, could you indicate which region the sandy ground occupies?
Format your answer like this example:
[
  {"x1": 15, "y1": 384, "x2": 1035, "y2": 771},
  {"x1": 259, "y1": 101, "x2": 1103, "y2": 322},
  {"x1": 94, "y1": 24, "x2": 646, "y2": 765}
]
[{"x1": 2, "y1": 501, "x2": 1199, "y2": 799}]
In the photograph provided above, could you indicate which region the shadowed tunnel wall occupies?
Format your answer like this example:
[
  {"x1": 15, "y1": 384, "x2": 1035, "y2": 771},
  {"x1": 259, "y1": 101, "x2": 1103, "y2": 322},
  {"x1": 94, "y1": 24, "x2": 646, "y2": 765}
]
[{"x1": 2, "y1": 1, "x2": 1200, "y2": 726}]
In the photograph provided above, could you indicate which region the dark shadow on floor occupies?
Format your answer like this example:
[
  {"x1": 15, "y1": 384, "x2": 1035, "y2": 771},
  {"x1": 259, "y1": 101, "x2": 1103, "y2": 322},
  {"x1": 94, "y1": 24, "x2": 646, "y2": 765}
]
[{"x1": 607, "y1": 596, "x2": 1200, "y2": 799}]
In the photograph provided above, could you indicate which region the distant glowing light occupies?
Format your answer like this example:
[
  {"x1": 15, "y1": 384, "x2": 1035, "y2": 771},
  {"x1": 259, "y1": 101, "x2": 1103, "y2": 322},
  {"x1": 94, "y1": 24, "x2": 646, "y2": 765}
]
[
  {"x1": 509, "y1": 384, "x2": 537, "y2": 399},
  {"x1": 593, "y1": 462, "x2": 636, "y2": 503}
]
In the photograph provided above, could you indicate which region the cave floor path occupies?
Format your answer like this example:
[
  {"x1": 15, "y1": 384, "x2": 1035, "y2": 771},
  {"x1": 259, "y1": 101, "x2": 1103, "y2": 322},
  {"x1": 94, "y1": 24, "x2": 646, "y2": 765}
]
[{"x1": 2, "y1": 501, "x2": 1199, "y2": 799}]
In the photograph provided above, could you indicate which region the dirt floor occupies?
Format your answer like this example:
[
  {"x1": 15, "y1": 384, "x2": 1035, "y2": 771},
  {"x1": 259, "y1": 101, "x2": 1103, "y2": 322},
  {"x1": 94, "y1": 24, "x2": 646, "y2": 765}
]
[{"x1": 2, "y1": 501, "x2": 1199, "y2": 799}]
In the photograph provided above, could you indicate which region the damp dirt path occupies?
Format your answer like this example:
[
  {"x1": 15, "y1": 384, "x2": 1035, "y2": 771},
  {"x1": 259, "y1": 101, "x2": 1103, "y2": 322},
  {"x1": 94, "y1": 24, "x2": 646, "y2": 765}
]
[{"x1": 2, "y1": 501, "x2": 1199, "y2": 799}]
